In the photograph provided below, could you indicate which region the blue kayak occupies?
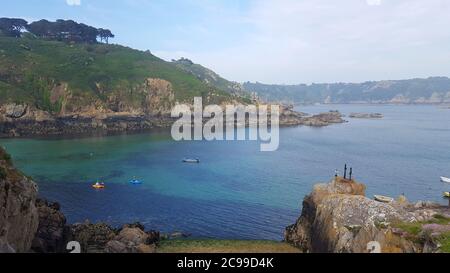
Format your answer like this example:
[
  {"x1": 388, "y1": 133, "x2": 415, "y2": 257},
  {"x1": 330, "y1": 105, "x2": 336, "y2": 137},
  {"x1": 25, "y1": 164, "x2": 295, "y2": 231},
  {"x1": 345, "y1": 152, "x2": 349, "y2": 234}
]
[{"x1": 129, "y1": 179, "x2": 143, "y2": 185}]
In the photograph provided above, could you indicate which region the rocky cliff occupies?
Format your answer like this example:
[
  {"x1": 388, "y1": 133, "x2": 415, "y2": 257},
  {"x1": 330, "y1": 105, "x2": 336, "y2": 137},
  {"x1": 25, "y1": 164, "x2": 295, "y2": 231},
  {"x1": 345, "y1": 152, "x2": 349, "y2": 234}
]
[
  {"x1": 285, "y1": 177, "x2": 450, "y2": 253},
  {"x1": 0, "y1": 77, "x2": 177, "y2": 137},
  {"x1": 0, "y1": 147, "x2": 39, "y2": 252}
]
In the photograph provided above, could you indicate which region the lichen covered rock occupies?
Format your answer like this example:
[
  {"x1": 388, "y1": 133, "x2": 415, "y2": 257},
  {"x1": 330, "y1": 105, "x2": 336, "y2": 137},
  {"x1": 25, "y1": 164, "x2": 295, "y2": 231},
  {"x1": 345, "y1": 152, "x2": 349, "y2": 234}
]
[{"x1": 285, "y1": 177, "x2": 448, "y2": 253}]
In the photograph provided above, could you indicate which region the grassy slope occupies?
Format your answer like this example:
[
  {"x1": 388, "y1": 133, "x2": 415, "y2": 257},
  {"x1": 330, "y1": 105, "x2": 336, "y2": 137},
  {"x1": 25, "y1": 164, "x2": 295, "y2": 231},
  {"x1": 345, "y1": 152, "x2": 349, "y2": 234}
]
[
  {"x1": 392, "y1": 214, "x2": 450, "y2": 253},
  {"x1": 0, "y1": 35, "x2": 232, "y2": 112},
  {"x1": 157, "y1": 239, "x2": 301, "y2": 253},
  {"x1": 173, "y1": 59, "x2": 253, "y2": 103}
]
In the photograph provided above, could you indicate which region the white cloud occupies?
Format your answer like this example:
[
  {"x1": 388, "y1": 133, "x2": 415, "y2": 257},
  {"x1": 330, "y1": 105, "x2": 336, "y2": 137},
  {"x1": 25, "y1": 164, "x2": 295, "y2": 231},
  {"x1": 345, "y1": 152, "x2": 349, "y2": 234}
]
[
  {"x1": 366, "y1": 0, "x2": 382, "y2": 6},
  {"x1": 181, "y1": 0, "x2": 450, "y2": 84},
  {"x1": 66, "y1": 0, "x2": 81, "y2": 6}
]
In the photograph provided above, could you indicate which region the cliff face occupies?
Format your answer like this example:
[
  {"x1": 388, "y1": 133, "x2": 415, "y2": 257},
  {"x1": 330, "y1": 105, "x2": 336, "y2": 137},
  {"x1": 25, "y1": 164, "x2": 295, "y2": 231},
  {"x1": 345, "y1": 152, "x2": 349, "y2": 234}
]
[
  {"x1": 0, "y1": 77, "x2": 178, "y2": 137},
  {"x1": 0, "y1": 148, "x2": 39, "y2": 253},
  {"x1": 285, "y1": 177, "x2": 450, "y2": 253}
]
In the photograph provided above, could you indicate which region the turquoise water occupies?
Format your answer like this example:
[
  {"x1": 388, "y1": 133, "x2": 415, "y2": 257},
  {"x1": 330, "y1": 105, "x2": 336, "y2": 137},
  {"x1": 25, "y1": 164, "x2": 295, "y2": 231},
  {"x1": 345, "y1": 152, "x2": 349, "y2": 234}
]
[{"x1": 1, "y1": 104, "x2": 450, "y2": 240}]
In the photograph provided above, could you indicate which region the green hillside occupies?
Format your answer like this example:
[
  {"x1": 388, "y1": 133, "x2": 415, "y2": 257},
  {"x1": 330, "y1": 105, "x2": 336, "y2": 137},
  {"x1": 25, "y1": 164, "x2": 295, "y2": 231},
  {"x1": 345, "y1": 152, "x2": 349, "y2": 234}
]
[
  {"x1": 0, "y1": 34, "x2": 232, "y2": 113},
  {"x1": 172, "y1": 57, "x2": 251, "y2": 102}
]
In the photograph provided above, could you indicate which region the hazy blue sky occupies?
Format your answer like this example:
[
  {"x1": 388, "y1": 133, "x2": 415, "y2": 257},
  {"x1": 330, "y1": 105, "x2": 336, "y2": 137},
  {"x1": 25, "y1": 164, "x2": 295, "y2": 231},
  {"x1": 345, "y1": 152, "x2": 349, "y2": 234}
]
[{"x1": 2, "y1": 0, "x2": 450, "y2": 84}]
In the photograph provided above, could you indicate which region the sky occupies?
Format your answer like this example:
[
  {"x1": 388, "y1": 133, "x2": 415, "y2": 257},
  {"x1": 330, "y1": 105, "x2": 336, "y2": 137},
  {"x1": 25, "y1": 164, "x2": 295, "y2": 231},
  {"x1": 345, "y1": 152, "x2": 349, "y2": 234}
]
[{"x1": 2, "y1": 0, "x2": 450, "y2": 84}]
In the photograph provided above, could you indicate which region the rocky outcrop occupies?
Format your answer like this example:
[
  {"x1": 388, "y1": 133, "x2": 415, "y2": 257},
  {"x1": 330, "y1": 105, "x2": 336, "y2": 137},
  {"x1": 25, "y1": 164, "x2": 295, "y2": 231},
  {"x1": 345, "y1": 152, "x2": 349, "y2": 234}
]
[
  {"x1": 285, "y1": 177, "x2": 450, "y2": 253},
  {"x1": 68, "y1": 221, "x2": 159, "y2": 253},
  {"x1": 0, "y1": 147, "x2": 39, "y2": 253},
  {"x1": 143, "y1": 78, "x2": 175, "y2": 116},
  {"x1": 0, "y1": 77, "x2": 177, "y2": 137},
  {"x1": 300, "y1": 111, "x2": 346, "y2": 127},
  {"x1": 68, "y1": 222, "x2": 117, "y2": 253},
  {"x1": 105, "y1": 226, "x2": 158, "y2": 253},
  {"x1": 31, "y1": 199, "x2": 68, "y2": 253},
  {"x1": 349, "y1": 113, "x2": 383, "y2": 119}
]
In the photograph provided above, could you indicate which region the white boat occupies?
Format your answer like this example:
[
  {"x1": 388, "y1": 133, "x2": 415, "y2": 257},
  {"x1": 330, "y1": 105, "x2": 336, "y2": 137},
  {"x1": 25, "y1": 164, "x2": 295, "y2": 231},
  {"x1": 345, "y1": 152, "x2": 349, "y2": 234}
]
[
  {"x1": 182, "y1": 158, "x2": 200, "y2": 164},
  {"x1": 440, "y1": 176, "x2": 450, "y2": 184},
  {"x1": 374, "y1": 195, "x2": 394, "y2": 203}
]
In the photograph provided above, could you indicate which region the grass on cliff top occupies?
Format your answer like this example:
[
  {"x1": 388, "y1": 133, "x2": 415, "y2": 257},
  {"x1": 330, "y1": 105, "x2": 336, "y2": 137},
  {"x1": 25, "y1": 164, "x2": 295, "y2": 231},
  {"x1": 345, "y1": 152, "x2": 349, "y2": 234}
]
[
  {"x1": 157, "y1": 239, "x2": 301, "y2": 253},
  {"x1": 438, "y1": 232, "x2": 450, "y2": 253},
  {"x1": 0, "y1": 35, "x2": 232, "y2": 110},
  {"x1": 392, "y1": 214, "x2": 450, "y2": 252},
  {"x1": 393, "y1": 214, "x2": 450, "y2": 236}
]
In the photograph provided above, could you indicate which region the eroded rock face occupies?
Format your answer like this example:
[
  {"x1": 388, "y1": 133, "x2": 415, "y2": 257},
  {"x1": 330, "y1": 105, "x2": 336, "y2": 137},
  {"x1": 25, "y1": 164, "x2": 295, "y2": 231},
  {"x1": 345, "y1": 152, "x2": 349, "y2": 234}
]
[
  {"x1": 31, "y1": 199, "x2": 68, "y2": 253},
  {"x1": 0, "y1": 148, "x2": 39, "y2": 253},
  {"x1": 144, "y1": 78, "x2": 175, "y2": 116},
  {"x1": 285, "y1": 177, "x2": 423, "y2": 253}
]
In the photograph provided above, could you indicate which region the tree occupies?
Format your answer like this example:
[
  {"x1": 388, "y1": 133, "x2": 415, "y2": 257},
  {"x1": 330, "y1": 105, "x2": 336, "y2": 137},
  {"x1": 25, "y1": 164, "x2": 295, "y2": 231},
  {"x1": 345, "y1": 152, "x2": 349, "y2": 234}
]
[
  {"x1": 26, "y1": 19, "x2": 54, "y2": 38},
  {"x1": 97, "y1": 28, "x2": 114, "y2": 44},
  {"x1": 0, "y1": 18, "x2": 28, "y2": 37}
]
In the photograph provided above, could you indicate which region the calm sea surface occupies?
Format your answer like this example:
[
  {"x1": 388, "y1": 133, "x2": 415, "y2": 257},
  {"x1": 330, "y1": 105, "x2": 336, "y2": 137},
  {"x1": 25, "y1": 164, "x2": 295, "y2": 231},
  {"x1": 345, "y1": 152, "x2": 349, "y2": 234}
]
[{"x1": 1, "y1": 104, "x2": 450, "y2": 240}]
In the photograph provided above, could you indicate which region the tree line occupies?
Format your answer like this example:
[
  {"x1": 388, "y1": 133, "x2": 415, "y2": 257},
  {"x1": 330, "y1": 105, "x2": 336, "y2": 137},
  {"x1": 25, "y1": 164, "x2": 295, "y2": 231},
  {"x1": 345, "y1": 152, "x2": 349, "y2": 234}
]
[{"x1": 0, "y1": 18, "x2": 114, "y2": 43}]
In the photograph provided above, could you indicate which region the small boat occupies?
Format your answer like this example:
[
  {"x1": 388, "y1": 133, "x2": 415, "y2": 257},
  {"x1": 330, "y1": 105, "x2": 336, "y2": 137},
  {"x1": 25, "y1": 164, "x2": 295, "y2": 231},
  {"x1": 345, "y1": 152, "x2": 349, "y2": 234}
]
[
  {"x1": 444, "y1": 192, "x2": 450, "y2": 198},
  {"x1": 92, "y1": 182, "x2": 105, "y2": 189},
  {"x1": 374, "y1": 195, "x2": 394, "y2": 203},
  {"x1": 440, "y1": 177, "x2": 450, "y2": 184},
  {"x1": 129, "y1": 179, "x2": 143, "y2": 185},
  {"x1": 182, "y1": 158, "x2": 200, "y2": 164}
]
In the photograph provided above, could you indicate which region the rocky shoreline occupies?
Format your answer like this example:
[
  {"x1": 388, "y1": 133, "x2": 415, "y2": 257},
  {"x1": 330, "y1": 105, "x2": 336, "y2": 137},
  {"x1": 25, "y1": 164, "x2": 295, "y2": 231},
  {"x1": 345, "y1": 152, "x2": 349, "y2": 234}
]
[
  {"x1": 0, "y1": 103, "x2": 346, "y2": 138},
  {"x1": 32, "y1": 199, "x2": 160, "y2": 253}
]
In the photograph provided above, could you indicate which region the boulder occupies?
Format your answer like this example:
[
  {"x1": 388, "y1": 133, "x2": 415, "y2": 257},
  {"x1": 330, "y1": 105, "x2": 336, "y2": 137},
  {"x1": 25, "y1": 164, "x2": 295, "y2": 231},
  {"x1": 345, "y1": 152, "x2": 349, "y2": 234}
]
[
  {"x1": 116, "y1": 227, "x2": 149, "y2": 246},
  {"x1": 68, "y1": 222, "x2": 116, "y2": 253},
  {"x1": 31, "y1": 199, "x2": 68, "y2": 253},
  {"x1": 4, "y1": 104, "x2": 28, "y2": 119}
]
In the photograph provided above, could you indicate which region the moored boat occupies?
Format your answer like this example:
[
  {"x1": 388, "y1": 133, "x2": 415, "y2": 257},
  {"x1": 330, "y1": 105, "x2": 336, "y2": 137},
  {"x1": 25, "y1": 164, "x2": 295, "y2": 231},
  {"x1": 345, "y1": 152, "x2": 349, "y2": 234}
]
[
  {"x1": 129, "y1": 179, "x2": 143, "y2": 185},
  {"x1": 440, "y1": 176, "x2": 450, "y2": 184},
  {"x1": 182, "y1": 158, "x2": 200, "y2": 163},
  {"x1": 374, "y1": 195, "x2": 394, "y2": 203}
]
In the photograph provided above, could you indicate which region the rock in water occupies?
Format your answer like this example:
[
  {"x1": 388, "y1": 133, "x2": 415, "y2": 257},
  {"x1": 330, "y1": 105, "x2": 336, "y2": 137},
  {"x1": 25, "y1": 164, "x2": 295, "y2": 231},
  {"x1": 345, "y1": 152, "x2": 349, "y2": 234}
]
[
  {"x1": 349, "y1": 113, "x2": 383, "y2": 119},
  {"x1": 0, "y1": 147, "x2": 39, "y2": 253}
]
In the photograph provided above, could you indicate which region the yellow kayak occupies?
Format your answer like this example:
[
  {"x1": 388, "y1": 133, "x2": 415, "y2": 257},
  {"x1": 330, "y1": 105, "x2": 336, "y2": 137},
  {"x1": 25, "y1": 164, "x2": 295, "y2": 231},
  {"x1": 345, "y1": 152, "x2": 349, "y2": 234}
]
[
  {"x1": 92, "y1": 183, "x2": 105, "y2": 189},
  {"x1": 444, "y1": 192, "x2": 450, "y2": 198}
]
